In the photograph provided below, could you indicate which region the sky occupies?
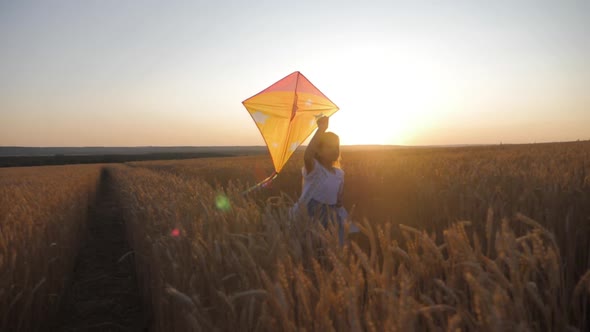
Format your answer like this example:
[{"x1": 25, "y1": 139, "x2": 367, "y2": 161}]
[{"x1": 1, "y1": 0, "x2": 588, "y2": 146}]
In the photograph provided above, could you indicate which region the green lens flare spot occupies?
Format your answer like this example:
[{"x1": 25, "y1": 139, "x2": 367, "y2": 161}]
[{"x1": 215, "y1": 194, "x2": 231, "y2": 212}]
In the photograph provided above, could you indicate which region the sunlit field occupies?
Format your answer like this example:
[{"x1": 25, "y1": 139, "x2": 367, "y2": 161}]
[{"x1": 1, "y1": 142, "x2": 589, "y2": 331}]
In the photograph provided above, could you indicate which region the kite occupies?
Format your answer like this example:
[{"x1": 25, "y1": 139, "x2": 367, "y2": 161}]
[{"x1": 242, "y1": 71, "x2": 339, "y2": 193}]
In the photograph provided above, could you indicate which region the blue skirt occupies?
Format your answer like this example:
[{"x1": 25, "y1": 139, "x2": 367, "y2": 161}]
[{"x1": 306, "y1": 199, "x2": 345, "y2": 246}]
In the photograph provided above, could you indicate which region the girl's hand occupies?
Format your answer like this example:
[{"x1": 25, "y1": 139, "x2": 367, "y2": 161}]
[{"x1": 317, "y1": 116, "x2": 329, "y2": 132}]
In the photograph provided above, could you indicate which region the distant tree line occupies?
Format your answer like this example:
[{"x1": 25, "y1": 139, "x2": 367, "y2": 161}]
[{"x1": 0, "y1": 152, "x2": 234, "y2": 168}]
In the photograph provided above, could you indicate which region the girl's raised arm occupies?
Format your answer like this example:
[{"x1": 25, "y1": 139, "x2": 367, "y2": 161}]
[{"x1": 304, "y1": 116, "x2": 328, "y2": 174}]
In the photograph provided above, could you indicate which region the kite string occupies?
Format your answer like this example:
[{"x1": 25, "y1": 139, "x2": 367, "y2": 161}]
[{"x1": 241, "y1": 172, "x2": 278, "y2": 195}]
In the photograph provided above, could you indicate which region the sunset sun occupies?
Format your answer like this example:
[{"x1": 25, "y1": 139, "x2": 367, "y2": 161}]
[{"x1": 324, "y1": 58, "x2": 446, "y2": 146}]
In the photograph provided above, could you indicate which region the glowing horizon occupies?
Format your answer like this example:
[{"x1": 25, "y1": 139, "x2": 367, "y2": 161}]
[{"x1": 1, "y1": 1, "x2": 588, "y2": 147}]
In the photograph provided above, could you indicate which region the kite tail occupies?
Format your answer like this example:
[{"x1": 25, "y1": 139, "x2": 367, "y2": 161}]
[{"x1": 241, "y1": 172, "x2": 278, "y2": 195}]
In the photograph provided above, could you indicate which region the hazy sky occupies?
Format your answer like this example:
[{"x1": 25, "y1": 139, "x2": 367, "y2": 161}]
[{"x1": 1, "y1": 0, "x2": 588, "y2": 146}]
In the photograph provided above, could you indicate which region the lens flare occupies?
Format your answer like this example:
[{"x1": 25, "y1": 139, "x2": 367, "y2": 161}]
[{"x1": 215, "y1": 194, "x2": 231, "y2": 212}]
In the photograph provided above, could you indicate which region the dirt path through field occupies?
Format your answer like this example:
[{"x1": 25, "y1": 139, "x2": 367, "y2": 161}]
[{"x1": 52, "y1": 170, "x2": 147, "y2": 331}]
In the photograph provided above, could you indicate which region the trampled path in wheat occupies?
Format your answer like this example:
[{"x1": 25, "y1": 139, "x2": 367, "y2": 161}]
[{"x1": 52, "y1": 173, "x2": 147, "y2": 332}]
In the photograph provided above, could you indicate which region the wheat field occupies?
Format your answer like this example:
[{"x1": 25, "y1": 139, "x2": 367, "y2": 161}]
[
  {"x1": 0, "y1": 165, "x2": 101, "y2": 331},
  {"x1": 1, "y1": 142, "x2": 589, "y2": 331}
]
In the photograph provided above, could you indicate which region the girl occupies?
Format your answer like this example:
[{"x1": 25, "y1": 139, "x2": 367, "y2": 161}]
[{"x1": 292, "y1": 116, "x2": 355, "y2": 245}]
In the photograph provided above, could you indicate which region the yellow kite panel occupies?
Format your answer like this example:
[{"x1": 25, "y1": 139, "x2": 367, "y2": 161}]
[{"x1": 243, "y1": 72, "x2": 339, "y2": 172}]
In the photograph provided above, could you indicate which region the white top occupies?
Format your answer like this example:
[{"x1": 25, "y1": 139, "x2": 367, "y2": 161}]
[{"x1": 298, "y1": 159, "x2": 344, "y2": 205}]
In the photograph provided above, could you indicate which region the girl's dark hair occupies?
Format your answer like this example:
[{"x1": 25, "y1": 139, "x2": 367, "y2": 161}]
[{"x1": 315, "y1": 132, "x2": 341, "y2": 168}]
